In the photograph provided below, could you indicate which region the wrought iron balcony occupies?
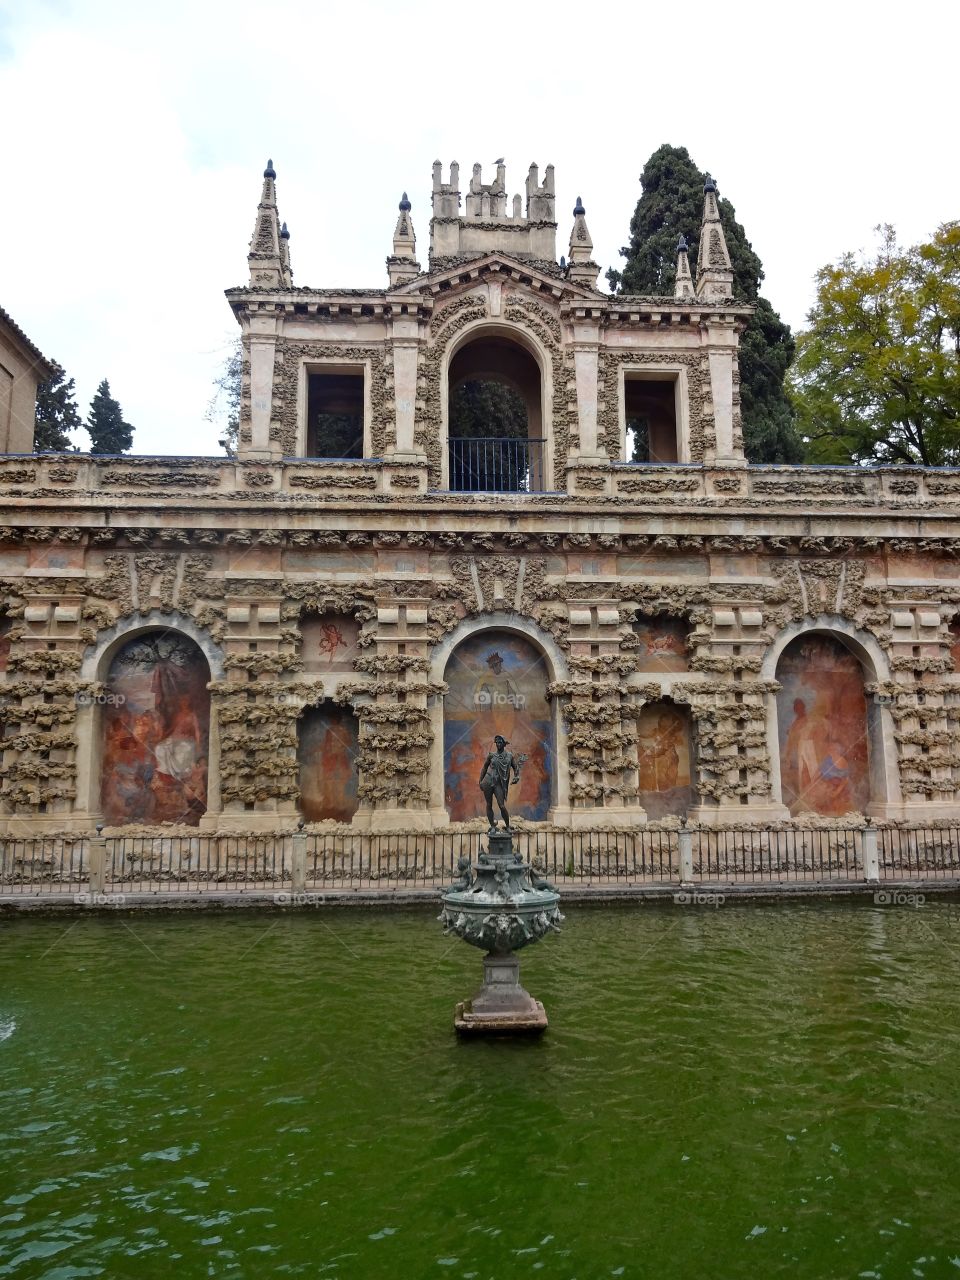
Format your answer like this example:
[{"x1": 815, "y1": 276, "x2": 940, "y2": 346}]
[{"x1": 448, "y1": 436, "x2": 546, "y2": 493}]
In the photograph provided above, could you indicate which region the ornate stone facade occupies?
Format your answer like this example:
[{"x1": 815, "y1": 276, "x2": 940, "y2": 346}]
[{"x1": 2, "y1": 159, "x2": 960, "y2": 834}]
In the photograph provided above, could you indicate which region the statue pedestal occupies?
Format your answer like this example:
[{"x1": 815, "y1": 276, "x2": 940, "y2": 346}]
[
  {"x1": 439, "y1": 824, "x2": 561, "y2": 1038},
  {"x1": 454, "y1": 951, "x2": 548, "y2": 1037}
]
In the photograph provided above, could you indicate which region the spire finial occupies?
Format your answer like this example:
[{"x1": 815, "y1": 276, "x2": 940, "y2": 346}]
[
  {"x1": 399, "y1": 191, "x2": 411, "y2": 212},
  {"x1": 678, "y1": 234, "x2": 688, "y2": 253},
  {"x1": 280, "y1": 221, "x2": 290, "y2": 240},
  {"x1": 573, "y1": 195, "x2": 586, "y2": 216},
  {"x1": 703, "y1": 172, "x2": 717, "y2": 194},
  {"x1": 264, "y1": 158, "x2": 276, "y2": 179}
]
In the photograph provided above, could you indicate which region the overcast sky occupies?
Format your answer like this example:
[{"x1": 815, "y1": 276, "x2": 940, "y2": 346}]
[{"x1": 0, "y1": 0, "x2": 956, "y2": 457}]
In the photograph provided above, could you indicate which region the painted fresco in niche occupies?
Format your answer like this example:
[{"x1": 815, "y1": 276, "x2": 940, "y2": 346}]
[
  {"x1": 301, "y1": 614, "x2": 361, "y2": 674},
  {"x1": 297, "y1": 703, "x2": 359, "y2": 822},
  {"x1": 0, "y1": 614, "x2": 10, "y2": 675},
  {"x1": 950, "y1": 619, "x2": 960, "y2": 672},
  {"x1": 444, "y1": 631, "x2": 552, "y2": 822},
  {"x1": 100, "y1": 634, "x2": 210, "y2": 826},
  {"x1": 633, "y1": 615, "x2": 689, "y2": 673},
  {"x1": 776, "y1": 634, "x2": 870, "y2": 817},
  {"x1": 636, "y1": 702, "x2": 695, "y2": 819}
]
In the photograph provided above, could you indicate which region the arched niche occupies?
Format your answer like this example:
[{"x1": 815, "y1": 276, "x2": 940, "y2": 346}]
[
  {"x1": 441, "y1": 321, "x2": 552, "y2": 493},
  {"x1": 764, "y1": 618, "x2": 899, "y2": 817},
  {"x1": 636, "y1": 698, "x2": 697, "y2": 819},
  {"x1": 99, "y1": 630, "x2": 212, "y2": 826},
  {"x1": 297, "y1": 700, "x2": 359, "y2": 823},
  {"x1": 440, "y1": 625, "x2": 555, "y2": 823}
]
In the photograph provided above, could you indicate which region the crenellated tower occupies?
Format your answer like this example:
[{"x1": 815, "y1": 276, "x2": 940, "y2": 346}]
[{"x1": 428, "y1": 159, "x2": 558, "y2": 266}]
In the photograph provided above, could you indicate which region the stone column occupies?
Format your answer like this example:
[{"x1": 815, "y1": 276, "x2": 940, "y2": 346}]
[
  {"x1": 245, "y1": 313, "x2": 281, "y2": 461},
  {"x1": 388, "y1": 317, "x2": 422, "y2": 457},
  {"x1": 702, "y1": 319, "x2": 744, "y2": 466},
  {"x1": 570, "y1": 319, "x2": 604, "y2": 461}
]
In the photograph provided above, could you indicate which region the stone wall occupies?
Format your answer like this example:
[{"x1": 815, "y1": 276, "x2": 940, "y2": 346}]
[{"x1": 3, "y1": 452, "x2": 960, "y2": 833}]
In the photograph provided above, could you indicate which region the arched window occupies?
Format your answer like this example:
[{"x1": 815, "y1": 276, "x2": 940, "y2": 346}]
[
  {"x1": 775, "y1": 633, "x2": 872, "y2": 816},
  {"x1": 100, "y1": 632, "x2": 211, "y2": 826},
  {"x1": 447, "y1": 334, "x2": 544, "y2": 492},
  {"x1": 443, "y1": 629, "x2": 553, "y2": 821}
]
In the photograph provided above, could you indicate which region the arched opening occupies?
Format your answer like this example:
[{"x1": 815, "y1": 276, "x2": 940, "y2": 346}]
[
  {"x1": 775, "y1": 632, "x2": 876, "y2": 816},
  {"x1": 447, "y1": 334, "x2": 544, "y2": 492},
  {"x1": 297, "y1": 700, "x2": 359, "y2": 823},
  {"x1": 636, "y1": 698, "x2": 696, "y2": 819},
  {"x1": 100, "y1": 631, "x2": 211, "y2": 826},
  {"x1": 443, "y1": 628, "x2": 553, "y2": 821}
]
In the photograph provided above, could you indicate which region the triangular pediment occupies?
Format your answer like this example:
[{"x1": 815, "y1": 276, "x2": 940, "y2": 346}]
[{"x1": 392, "y1": 251, "x2": 602, "y2": 303}]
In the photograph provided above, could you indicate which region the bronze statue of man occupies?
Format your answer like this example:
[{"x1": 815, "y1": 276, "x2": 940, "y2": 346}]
[{"x1": 479, "y1": 734, "x2": 521, "y2": 830}]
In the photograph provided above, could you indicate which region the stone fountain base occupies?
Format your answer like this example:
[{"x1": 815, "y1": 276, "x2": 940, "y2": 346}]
[
  {"x1": 454, "y1": 951, "x2": 548, "y2": 1036},
  {"x1": 440, "y1": 827, "x2": 562, "y2": 1037}
]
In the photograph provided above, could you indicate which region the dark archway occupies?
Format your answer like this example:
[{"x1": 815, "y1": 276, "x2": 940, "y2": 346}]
[{"x1": 447, "y1": 334, "x2": 544, "y2": 491}]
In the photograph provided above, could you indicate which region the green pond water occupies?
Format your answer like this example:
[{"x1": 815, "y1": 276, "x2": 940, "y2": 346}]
[{"x1": 2, "y1": 902, "x2": 960, "y2": 1279}]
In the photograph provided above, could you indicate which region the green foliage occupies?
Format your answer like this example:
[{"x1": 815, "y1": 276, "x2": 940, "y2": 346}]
[
  {"x1": 448, "y1": 379, "x2": 530, "y2": 491},
  {"x1": 34, "y1": 362, "x2": 80, "y2": 452},
  {"x1": 448, "y1": 379, "x2": 527, "y2": 439},
  {"x1": 789, "y1": 222, "x2": 960, "y2": 466},
  {"x1": 206, "y1": 338, "x2": 242, "y2": 457},
  {"x1": 608, "y1": 144, "x2": 802, "y2": 463},
  {"x1": 86, "y1": 379, "x2": 134, "y2": 455},
  {"x1": 312, "y1": 413, "x2": 363, "y2": 458}
]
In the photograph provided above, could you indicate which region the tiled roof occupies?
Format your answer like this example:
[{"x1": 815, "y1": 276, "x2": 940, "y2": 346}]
[{"x1": 0, "y1": 304, "x2": 55, "y2": 377}]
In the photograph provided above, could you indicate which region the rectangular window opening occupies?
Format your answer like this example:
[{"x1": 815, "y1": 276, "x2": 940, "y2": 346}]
[
  {"x1": 625, "y1": 374, "x2": 679, "y2": 464},
  {"x1": 306, "y1": 371, "x2": 364, "y2": 459}
]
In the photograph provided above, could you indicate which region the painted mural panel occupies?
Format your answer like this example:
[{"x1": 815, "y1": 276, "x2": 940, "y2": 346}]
[
  {"x1": 298, "y1": 703, "x2": 359, "y2": 822},
  {"x1": 100, "y1": 633, "x2": 211, "y2": 826},
  {"x1": 636, "y1": 702, "x2": 695, "y2": 819},
  {"x1": 0, "y1": 614, "x2": 10, "y2": 675},
  {"x1": 633, "y1": 615, "x2": 689, "y2": 673},
  {"x1": 444, "y1": 631, "x2": 552, "y2": 822},
  {"x1": 776, "y1": 635, "x2": 870, "y2": 816},
  {"x1": 950, "y1": 620, "x2": 960, "y2": 673},
  {"x1": 301, "y1": 614, "x2": 360, "y2": 673}
]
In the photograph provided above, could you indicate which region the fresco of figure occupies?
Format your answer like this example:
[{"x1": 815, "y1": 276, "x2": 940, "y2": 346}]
[
  {"x1": 100, "y1": 633, "x2": 211, "y2": 827},
  {"x1": 635, "y1": 702, "x2": 695, "y2": 819},
  {"x1": 776, "y1": 636, "x2": 869, "y2": 816},
  {"x1": 444, "y1": 630, "x2": 552, "y2": 822},
  {"x1": 479, "y1": 735, "x2": 521, "y2": 830}
]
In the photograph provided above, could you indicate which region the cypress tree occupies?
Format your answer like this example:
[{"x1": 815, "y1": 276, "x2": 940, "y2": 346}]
[
  {"x1": 86, "y1": 379, "x2": 134, "y2": 455},
  {"x1": 608, "y1": 144, "x2": 802, "y2": 463},
  {"x1": 34, "y1": 363, "x2": 81, "y2": 452}
]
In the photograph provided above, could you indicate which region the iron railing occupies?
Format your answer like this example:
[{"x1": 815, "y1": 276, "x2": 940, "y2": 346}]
[
  {"x1": 4, "y1": 826, "x2": 960, "y2": 897},
  {"x1": 448, "y1": 436, "x2": 545, "y2": 492}
]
